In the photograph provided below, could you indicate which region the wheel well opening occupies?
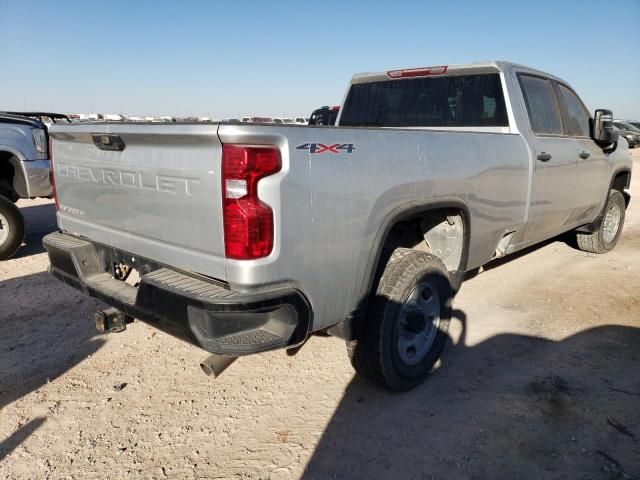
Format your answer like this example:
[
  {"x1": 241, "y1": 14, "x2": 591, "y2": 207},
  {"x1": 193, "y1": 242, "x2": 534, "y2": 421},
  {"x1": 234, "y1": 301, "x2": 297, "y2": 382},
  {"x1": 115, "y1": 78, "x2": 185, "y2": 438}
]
[
  {"x1": 331, "y1": 207, "x2": 468, "y2": 341},
  {"x1": 612, "y1": 171, "x2": 631, "y2": 207},
  {"x1": 382, "y1": 208, "x2": 466, "y2": 273},
  {"x1": 0, "y1": 152, "x2": 19, "y2": 201}
]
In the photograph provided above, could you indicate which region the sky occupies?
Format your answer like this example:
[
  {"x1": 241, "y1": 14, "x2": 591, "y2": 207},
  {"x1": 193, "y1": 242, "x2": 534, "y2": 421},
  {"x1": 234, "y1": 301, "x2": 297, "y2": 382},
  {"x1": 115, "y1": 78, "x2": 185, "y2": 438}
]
[{"x1": 1, "y1": 0, "x2": 639, "y2": 119}]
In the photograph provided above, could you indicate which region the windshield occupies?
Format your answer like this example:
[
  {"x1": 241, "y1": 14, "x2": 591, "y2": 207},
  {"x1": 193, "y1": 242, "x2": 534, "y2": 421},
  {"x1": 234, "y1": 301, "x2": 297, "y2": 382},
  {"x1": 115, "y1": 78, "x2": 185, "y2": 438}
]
[{"x1": 339, "y1": 73, "x2": 508, "y2": 128}]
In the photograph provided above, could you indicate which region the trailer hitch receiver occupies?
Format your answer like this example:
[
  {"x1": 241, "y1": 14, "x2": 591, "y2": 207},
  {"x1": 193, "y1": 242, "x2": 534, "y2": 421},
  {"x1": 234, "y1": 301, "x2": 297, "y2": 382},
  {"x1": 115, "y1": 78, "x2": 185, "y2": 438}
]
[{"x1": 95, "y1": 308, "x2": 133, "y2": 333}]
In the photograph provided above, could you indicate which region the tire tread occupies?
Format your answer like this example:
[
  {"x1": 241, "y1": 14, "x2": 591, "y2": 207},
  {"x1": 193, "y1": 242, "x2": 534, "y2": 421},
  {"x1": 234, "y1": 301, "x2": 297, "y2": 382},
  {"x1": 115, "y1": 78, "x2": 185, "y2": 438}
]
[
  {"x1": 348, "y1": 248, "x2": 451, "y2": 391},
  {"x1": 0, "y1": 195, "x2": 25, "y2": 260},
  {"x1": 575, "y1": 190, "x2": 625, "y2": 254}
]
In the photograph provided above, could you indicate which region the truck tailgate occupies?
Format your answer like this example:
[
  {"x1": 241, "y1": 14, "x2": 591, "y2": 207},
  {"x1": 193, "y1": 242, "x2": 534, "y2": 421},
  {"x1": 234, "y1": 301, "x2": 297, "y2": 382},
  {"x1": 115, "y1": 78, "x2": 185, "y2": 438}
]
[{"x1": 49, "y1": 123, "x2": 226, "y2": 280}]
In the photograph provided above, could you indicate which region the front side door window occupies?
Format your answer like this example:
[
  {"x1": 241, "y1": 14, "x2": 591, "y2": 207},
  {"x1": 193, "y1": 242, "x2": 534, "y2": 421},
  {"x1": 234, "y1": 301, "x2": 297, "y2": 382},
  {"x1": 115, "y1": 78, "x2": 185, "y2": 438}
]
[
  {"x1": 555, "y1": 82, "x2": 608, "y2": 218},
  {"x1": 555, "y1": 84, "x2": 590, "y2": 138}
]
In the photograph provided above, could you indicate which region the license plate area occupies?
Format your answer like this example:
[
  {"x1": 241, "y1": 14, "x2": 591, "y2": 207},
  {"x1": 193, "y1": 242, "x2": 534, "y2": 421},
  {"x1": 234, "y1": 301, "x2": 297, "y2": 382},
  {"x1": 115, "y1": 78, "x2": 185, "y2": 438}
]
[
  {"x1": 113, "y1": 263, "x2": 142, "y2": 287},
  {"x1": 93, "y1": 243, "x2": 164, "y2": 282}
]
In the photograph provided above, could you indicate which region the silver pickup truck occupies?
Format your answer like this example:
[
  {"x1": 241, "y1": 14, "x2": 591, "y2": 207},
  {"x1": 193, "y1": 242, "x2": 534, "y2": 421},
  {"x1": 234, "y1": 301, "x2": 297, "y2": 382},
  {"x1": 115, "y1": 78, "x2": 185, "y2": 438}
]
[
  {"x1": 44, "y1": 61, "x2": 632, "y2": 390},
  {"x1": 0, "y1": 112, "x2": 60, "y2": 259}
]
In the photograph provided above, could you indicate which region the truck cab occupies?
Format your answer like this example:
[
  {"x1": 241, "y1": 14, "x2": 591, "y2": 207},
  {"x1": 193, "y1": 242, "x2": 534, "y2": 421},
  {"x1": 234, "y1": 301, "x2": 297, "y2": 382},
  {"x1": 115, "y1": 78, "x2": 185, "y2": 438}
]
[{"x1": 308, "y1": 106, "x2": 340, "y2": 126}]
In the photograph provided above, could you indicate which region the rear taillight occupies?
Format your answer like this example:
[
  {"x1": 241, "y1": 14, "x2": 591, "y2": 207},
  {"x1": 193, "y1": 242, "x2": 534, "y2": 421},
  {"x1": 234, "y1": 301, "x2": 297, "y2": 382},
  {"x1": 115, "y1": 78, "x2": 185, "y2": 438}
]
[
  {"x1": 386, "y1": 65, "x2": 448, "y2": 78},
  {"x1": 222, "y1": 145, "x2": 281, "y2": 260},
  {"x1": 49, "y1": 136, "x2": 58, "y2": 211}
]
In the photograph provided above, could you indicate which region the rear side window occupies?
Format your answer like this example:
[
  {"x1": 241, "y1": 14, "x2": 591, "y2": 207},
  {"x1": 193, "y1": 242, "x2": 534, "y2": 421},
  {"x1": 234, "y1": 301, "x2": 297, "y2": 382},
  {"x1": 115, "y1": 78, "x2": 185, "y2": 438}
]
[
  {"x1": 556, "y1": 84, "x2": 590, "y2": 137},
  {"x1": 519, "y1": 75, "x2": 563, "y2": 135},
  {"x1": 339, "y1": 73, "x2": 508, "y2": 128}
]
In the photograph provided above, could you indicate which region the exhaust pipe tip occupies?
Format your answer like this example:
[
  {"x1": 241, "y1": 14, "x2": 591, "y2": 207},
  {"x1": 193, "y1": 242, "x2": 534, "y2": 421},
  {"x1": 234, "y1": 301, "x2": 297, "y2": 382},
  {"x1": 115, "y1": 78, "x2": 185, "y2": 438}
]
[{"x1": 200, "y1": 354, "x2": 237, "y2": 379}]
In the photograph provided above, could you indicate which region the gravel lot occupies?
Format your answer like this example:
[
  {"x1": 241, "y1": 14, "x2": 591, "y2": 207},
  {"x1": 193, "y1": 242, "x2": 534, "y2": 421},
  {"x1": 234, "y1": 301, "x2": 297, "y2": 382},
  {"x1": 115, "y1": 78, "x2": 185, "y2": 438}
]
[{"x1": 1, "y1": 151, "x2": 639, "y2": 480}]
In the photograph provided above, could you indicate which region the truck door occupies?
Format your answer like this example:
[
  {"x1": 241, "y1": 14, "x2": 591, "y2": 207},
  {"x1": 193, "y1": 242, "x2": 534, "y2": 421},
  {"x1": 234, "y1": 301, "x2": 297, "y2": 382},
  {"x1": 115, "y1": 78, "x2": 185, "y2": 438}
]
[
  {"x1": 553, "y1": 82, "x2": 610, "y2": 222},
  {"x1": 518, "y1": 74, "x2": 580, "y2": 242}
]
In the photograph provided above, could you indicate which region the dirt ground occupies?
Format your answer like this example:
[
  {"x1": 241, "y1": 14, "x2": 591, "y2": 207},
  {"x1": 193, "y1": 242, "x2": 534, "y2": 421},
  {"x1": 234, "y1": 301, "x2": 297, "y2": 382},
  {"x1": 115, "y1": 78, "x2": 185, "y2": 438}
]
[{"x1": 1, "y1": 151, "x2": 639, "y2": 480}]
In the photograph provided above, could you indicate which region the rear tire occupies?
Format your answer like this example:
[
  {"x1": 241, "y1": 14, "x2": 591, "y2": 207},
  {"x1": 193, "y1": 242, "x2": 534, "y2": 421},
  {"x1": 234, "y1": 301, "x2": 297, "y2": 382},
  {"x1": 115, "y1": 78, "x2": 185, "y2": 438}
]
[
  {"x1": 0, "y1": 195, "x2": 25, "y2": 260},
  {"x1": 575, "y1": 189, "x2": 625, "y2": 254},
  {"x1": 347, "y1": 248, "x2": 452, "y2": 391}
]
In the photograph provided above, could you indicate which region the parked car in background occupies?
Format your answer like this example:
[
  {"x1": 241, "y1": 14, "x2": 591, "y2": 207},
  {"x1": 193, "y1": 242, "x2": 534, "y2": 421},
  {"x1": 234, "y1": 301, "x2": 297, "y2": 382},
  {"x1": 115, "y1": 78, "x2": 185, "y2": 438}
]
[
  {"x1": 103, "y1": 114, "x2": 124, "y2": 121},
  {"x1": 74, "y1": 113, "x2": 99, "y2": 121},
  {"x1": 250, "y1": 117, "x2": 274, "y2": 124},
  {"x1": 0, "y1": 112, "x2": 66, "y2": 258},
  {"x1": 626, "y1": 120, "x2": 640, "y2": 130},
  {"x1": 45, "y1": 61, "x2": 631, "y2": 390},
  {"x1": 294, "y1": 117, "x2": 309, "y2": 125},
  {"x1": 308, "y1": 105, "x2": 339, "y2": 125},
  {"x1": 613, "y1": 120, "x2": 640, "y2": 148},
  {"x1": 273, "y1": 118, "x2": 295, "y2": 125},
  {"x1": 242, "y1": 117, "x2": 274, "y2": 124}
]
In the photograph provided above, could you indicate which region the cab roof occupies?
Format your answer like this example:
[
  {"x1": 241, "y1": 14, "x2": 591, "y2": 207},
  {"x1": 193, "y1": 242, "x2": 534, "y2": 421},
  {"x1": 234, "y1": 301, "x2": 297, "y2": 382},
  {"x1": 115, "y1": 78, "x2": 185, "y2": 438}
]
[{"x1": 349, "y1": 61, "x2": 568, "y2": 86}]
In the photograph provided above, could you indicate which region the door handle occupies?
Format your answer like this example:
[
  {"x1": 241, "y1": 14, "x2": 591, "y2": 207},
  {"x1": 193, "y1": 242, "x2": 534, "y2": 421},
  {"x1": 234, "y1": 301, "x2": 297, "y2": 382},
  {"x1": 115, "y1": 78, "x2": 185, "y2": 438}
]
[
  {"x1": 578, "y1": 151, "x2": 591, "y2": 159},
  {"x1": 536, "y1": 152, "x2": 552, "y2": 162}
]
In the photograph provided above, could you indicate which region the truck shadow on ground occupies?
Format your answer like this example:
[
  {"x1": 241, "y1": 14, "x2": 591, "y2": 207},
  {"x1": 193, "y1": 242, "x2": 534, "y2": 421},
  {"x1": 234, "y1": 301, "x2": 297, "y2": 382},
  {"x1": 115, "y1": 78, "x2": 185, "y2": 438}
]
[
  {"x1": 13, "y1": 201, "x2": 57, "y2": 259},
  {"x1": 303, "y1": 310, "x2": 640, "y2": 479},
  {"x1": 0, "y1": 272, "x2": 105, "y2": 409},
  {"x1": 0, "y1": 273, "x2": 105, "y2": 410},
  {"x1": 0, "y1": 270, "x2": 105, "y2": 458},
  {"x1": 0, "y1": 417, "x2": 46, "y2": 463}
]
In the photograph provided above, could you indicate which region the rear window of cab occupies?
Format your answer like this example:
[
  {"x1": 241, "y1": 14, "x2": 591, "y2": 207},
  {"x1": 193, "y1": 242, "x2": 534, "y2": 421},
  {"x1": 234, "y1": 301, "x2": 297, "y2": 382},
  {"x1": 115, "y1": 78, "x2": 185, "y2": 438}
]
[{"x1": 339, "y1": 73, "x2": 508, "y2": 128}]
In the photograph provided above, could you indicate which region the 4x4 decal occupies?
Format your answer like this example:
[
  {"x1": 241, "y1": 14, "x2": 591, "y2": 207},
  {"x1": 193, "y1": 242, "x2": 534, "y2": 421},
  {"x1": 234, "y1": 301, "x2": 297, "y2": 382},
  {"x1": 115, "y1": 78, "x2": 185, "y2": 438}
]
[{"x1": 296, "y1": 143, "x2": 356, "y2": 154}]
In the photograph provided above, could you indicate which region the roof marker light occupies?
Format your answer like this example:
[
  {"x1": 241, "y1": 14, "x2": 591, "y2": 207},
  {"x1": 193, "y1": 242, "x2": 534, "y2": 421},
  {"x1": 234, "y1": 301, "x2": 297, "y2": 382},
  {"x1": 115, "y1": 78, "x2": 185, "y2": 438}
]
[{"x1": 386, "y1": 66, "x2": 448, "y2": 79}]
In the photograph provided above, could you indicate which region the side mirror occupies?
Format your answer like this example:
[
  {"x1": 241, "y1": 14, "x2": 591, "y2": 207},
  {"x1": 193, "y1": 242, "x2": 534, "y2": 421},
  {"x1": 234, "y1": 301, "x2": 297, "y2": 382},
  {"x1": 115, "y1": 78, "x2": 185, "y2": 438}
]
[{"x1": 592, "y1": 109, "x2": 618, "y2": 148}]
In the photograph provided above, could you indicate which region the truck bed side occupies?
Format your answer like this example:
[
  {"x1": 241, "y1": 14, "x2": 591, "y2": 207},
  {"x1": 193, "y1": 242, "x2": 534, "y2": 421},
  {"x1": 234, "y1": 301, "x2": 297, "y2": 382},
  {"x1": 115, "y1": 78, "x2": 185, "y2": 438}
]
[
  {"x1": 51, "y1": 121, "x2": 531, "y2": 330},
  {"x1": 217, "y1": 124, "x2": 531, "y2": 329}
]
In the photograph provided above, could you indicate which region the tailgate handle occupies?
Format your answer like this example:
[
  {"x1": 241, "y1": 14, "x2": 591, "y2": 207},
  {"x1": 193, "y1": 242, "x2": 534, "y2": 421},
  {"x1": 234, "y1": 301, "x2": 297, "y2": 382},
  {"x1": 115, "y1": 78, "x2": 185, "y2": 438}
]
[
  {"x1": 92, "y1": 134, "x2": 126, "y2": 152},
  {"x1": 536, "y1": 152, "x2": 552, "y2": 162}
]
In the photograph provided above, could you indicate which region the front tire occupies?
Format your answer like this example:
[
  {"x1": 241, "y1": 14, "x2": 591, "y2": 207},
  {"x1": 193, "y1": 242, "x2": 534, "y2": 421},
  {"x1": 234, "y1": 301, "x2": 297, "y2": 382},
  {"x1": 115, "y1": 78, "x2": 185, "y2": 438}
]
[
  {"x1": 347, "y1": 248, "x2": 452, "y2": 391},
  {"x1": 575, "y1": 189, "x2": 625, "y2": 254},
  {"x1": 0, "y1": 195, "x2": 25, "y2": 260}
]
